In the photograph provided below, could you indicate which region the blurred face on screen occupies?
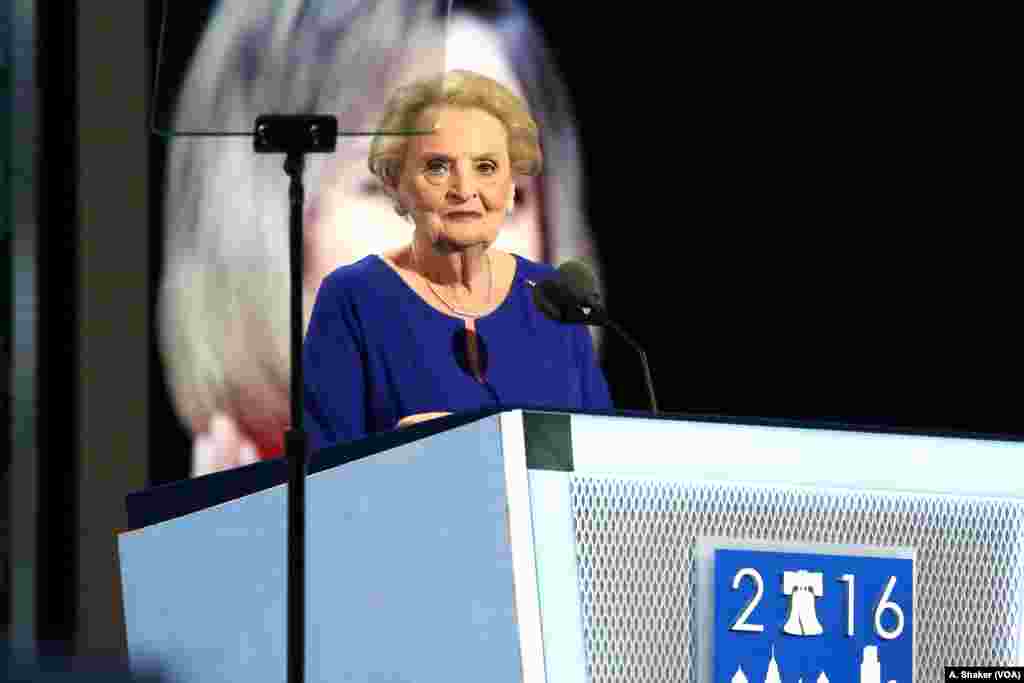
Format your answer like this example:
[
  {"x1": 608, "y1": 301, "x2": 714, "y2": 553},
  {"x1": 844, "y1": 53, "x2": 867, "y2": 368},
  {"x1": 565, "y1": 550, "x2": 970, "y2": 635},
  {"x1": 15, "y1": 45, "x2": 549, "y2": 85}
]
[{"x1": 303, "y1": 19, "x2": 543, "y2": 318}]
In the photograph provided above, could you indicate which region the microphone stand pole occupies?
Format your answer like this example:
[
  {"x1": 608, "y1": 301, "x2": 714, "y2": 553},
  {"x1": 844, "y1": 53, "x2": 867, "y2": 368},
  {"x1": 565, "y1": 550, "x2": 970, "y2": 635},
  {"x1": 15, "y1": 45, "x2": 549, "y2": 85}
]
[{"x1": 253, "y1": 114, "x2": 337, "y2": 683}]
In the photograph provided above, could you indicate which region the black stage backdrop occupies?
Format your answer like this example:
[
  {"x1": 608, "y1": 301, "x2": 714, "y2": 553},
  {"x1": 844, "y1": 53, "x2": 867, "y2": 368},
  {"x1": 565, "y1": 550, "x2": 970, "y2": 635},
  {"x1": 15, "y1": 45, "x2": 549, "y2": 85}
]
[
  {"x1": 149, "y1": 4, "x2": 1020, "y2": 486},
  {"x1": 535, "y1": 6, "x2": 1015, "y2": 434}
]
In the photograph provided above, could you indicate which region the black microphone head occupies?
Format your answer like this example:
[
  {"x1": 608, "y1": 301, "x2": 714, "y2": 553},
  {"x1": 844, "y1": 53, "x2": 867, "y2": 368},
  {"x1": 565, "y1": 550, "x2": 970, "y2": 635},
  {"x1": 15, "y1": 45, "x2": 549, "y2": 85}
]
[
  {"x1": 532, "y1": 278, "x2": 569, "y2": 322},
  {"x1": 531, "y1": 267, "x2": 607, "y2": 326},
  {"x1": 557, "y1": 260, "x2": 601, "y2": 306}
]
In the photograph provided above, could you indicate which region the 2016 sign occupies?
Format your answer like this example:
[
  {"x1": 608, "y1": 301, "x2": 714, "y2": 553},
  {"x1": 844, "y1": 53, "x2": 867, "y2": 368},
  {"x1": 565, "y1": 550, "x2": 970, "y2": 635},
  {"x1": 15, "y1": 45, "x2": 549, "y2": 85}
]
[{"x1": 715, "y1": 549, "x2": 914, "y2": 683}]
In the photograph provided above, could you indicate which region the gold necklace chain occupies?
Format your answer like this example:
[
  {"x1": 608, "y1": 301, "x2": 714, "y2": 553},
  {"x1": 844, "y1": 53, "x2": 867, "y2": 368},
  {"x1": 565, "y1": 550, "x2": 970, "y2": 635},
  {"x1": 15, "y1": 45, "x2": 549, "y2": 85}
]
[{"x1": 412, "y1": 243, "x2": 494, "y2": 319}]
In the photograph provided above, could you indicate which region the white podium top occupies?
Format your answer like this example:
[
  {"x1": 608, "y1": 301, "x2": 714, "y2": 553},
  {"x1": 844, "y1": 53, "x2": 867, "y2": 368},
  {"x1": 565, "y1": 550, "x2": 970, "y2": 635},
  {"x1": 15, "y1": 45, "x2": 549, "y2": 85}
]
[{"x1": 561, "y1": 412, "x2": 1024, "y2": 499}]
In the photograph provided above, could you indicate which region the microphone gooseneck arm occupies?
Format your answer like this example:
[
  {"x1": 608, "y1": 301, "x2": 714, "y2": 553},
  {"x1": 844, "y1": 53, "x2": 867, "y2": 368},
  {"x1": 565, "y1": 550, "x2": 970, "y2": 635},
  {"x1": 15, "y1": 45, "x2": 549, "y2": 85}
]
[
  {"x1": 554, "y1": 262, "x2": 659, "y2": 414},
  {"x1": 604, "y1": 317, "x2": 658, "y2": 415},
  {"x1": 530, "y1": 272, "x2": 659, "y2": 415}
]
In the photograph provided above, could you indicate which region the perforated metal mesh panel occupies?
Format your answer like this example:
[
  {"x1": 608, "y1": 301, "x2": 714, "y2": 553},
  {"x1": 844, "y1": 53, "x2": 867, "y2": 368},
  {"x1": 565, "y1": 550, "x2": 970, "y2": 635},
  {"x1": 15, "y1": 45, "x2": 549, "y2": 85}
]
[{"x1": 571, "y1": 476, "x2": 1024, "y2": 682}]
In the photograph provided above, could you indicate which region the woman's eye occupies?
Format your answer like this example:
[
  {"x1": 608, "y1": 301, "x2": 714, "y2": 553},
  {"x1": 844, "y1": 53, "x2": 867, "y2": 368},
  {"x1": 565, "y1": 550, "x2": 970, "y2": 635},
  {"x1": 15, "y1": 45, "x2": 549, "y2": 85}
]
[
  {"x1": 477, "y1": 162, "x2": 497, "y2": 174},
  {"x1": 425, "y1": 160, "x2": 448, "y2": 175}
]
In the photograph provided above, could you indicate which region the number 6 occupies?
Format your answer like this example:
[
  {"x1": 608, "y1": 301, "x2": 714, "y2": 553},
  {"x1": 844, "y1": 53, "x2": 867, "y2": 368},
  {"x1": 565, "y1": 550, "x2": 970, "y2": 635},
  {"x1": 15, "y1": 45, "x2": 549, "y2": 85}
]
[{"x1": 874, "y1": 575, "x2": 904, "y2": 640}]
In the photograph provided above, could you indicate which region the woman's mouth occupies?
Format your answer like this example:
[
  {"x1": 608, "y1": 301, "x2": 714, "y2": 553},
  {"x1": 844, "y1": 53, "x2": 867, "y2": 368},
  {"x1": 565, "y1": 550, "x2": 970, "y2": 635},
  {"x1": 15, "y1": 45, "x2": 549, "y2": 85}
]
[{"x1": 445, "y1": 211, "x2": 482, "y2": 221}]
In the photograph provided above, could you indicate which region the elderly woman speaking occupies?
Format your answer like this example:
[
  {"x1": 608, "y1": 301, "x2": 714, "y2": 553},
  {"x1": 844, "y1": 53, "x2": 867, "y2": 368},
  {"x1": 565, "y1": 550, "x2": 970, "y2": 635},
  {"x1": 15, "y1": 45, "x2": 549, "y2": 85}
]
[{"x1": 303, "y1": 70, "x2": 612, "y2": 450}]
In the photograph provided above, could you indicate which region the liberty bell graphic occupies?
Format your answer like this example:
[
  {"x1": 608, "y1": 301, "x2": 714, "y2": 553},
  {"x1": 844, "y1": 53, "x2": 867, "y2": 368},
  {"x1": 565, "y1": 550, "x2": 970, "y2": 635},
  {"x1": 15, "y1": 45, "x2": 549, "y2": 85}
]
[{"x1": 782, "y1": 570, "x2": 825, "y2": 636}]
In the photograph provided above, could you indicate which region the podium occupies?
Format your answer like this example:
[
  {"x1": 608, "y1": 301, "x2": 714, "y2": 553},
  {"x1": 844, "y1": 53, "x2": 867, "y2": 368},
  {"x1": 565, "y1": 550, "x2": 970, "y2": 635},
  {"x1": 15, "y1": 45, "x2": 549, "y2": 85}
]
[{"x1": 118, "y1": 410, "x2": 1024, "y2": 681}]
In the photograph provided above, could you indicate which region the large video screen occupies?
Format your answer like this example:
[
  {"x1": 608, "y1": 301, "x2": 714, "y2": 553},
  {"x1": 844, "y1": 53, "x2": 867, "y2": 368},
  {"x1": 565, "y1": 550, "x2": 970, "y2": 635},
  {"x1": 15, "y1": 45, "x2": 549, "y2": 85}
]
[{"x1": 148, "y1": 1, "x2": 1019, "y2": 486}]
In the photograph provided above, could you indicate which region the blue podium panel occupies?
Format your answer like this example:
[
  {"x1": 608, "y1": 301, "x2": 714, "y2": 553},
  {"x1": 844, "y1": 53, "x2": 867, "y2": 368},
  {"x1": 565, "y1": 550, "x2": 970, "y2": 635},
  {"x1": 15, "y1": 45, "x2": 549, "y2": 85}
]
[
  {"x1": 714, "y1": 548, "x2": 913, "y2": 683},
  {"x1": 119, "y1": 416, "x2": 528, "y2": 683}
]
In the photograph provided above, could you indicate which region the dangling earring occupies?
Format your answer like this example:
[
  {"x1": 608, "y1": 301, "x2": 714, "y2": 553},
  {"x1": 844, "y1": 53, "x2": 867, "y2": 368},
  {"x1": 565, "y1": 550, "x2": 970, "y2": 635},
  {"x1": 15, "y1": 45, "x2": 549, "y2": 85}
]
[{"x1": 506, "y1": 185, "x2": 516, "y2": 217}]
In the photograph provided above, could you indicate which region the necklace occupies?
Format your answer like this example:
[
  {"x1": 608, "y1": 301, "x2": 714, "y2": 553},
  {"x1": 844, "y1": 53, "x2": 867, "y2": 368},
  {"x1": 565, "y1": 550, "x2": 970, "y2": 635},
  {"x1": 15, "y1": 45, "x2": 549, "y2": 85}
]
[{"x1": 412, "y1": 243, "x2": 494, "y2": 319}]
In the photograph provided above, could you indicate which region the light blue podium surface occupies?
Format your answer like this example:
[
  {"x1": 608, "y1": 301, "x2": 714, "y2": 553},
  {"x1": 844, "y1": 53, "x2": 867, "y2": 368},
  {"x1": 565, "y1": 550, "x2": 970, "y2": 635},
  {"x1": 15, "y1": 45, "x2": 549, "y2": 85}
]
[{"x1": 119, "y1": 409, "x2": 1024, "y2": 682}]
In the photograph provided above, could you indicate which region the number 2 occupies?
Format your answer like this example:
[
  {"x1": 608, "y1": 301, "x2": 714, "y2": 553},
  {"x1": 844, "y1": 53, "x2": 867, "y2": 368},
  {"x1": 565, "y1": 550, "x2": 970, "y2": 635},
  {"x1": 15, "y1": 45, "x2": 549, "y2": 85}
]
[{"x1": 730, "y1": 568, "x2": 765, "y2": 632}]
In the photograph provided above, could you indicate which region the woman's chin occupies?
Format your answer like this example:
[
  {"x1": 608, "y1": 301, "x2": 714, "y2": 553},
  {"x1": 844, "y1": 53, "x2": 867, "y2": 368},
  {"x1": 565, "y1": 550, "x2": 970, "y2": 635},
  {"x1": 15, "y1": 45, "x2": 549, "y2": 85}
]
[{"x1": 434, "y1": 228, "x2": 499, "y2": 252}]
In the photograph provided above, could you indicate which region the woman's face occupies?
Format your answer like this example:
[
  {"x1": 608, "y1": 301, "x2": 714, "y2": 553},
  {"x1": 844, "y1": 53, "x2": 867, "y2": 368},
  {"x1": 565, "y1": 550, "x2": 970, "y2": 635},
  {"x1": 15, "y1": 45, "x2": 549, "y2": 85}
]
[
  {"x1": 394, "y1": 105, "x2": 514, "y2": 254},
  {"x1": 303, "y1": 21, "x2": 543, "y2": 319}
]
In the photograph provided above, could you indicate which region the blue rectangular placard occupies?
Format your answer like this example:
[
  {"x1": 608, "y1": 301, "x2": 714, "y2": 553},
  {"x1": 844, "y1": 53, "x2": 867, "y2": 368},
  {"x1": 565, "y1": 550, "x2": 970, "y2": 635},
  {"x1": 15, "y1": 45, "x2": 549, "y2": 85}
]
[{"x1": 714, "y1": 548, "x2": 913, "y2": 683}]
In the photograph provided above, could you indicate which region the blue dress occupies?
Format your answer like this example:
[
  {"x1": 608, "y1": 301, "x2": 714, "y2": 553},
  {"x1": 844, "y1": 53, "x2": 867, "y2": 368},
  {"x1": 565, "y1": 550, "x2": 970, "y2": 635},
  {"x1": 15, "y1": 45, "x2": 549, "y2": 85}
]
[{"x1": 303, "y1": 254, "x2": 613, "y2": 452}]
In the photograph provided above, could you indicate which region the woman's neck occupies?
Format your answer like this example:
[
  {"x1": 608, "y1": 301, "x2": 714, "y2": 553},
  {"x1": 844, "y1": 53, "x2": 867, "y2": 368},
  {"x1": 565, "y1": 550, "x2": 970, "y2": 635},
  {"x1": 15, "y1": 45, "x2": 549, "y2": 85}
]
[{"x1": 410, "y1": 235, "x2": 490, "y2": 297}]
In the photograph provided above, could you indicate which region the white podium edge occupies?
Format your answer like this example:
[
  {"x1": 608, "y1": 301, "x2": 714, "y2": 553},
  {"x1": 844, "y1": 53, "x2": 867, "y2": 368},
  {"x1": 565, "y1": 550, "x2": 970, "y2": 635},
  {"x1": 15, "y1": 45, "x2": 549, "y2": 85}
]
[{"x1": 499, "y1": 410, "x2": 548, "y2": 683}]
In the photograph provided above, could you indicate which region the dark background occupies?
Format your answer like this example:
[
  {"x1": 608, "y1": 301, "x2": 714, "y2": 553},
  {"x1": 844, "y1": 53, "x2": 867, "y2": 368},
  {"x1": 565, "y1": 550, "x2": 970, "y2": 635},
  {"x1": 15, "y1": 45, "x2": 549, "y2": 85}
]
[
  {"x1": 145, "y1": 3, "x2": 1020, "y2": 488},
  {"x1": 536, "y1": 5, "x2": 1016, "y2": 437},
  {"x1": 534, "y1": 6, "x2": 1015, "y2": 436}
]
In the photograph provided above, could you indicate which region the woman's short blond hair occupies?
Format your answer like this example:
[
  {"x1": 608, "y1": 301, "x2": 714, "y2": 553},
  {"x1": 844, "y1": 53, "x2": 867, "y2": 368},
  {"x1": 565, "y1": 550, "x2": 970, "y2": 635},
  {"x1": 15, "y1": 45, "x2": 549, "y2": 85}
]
[{"x1": 368, "y1": 69, "x2": 542, "y2": 183}]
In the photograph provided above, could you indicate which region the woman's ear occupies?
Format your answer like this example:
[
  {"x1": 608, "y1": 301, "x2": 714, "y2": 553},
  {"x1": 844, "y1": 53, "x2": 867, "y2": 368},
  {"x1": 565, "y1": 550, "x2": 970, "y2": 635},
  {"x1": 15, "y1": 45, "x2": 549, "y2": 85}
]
[
  {"x1": 378, "y1": 173, "x2": 401, "y2": 212},
  {"x1": 382, "y1": 174, "x2": 411, "y2": 218},
  {"x1": 381, "y1": 170, "x2": 400, "y2": 195}
]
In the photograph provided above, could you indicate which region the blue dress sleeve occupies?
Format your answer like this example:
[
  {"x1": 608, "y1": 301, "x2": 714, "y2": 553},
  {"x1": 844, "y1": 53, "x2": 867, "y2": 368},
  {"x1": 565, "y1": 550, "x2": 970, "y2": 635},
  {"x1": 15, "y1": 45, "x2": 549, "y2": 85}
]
[
  {"x1": 303, "y1": 273, "x2": 368, "y2": 452},
  {"x1": 575, "y1": 327, "x2": 613, "y2": 410}
]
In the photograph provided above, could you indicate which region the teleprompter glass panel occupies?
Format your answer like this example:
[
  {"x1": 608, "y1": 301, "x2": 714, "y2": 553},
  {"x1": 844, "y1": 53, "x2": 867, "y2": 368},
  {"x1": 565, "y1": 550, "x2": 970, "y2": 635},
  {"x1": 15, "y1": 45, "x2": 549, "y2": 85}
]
[{"x1": 150, "y1": 0, "x2": 452, "y2": 138}]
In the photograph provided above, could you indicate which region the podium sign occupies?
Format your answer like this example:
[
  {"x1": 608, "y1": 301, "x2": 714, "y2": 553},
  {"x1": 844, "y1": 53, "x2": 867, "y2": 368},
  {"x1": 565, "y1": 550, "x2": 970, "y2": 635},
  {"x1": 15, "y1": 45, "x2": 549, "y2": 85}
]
[{"x1": 710, "y1": 545, "x2": 914, "y2": 683}]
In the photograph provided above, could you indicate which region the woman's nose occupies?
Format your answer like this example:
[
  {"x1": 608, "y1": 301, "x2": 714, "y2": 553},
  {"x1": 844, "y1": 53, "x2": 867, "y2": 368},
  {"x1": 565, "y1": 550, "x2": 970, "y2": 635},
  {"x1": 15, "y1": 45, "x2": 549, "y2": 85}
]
[{"x1": 446, "y1": 168, "x2": 478, "y2": 201}]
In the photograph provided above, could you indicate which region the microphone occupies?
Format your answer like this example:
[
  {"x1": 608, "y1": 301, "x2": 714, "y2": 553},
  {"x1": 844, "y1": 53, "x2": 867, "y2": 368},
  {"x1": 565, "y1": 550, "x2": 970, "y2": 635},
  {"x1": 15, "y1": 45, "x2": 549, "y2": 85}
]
[
  {"x1": 532, "y1": 267, "x2": 608, "y2": 325},
  {"x1": 530, "y1": 261, "x2": 659, "y2": 414}
]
